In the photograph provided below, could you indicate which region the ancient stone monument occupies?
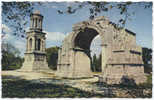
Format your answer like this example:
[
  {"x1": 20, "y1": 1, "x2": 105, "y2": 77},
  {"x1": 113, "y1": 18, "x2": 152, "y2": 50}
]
[
  {"x1": 20, "y1": 11, "x2": 50, "y2": 71},
  {"x1": 56, "y1": 16, "x2": 146, "y2": 84}
]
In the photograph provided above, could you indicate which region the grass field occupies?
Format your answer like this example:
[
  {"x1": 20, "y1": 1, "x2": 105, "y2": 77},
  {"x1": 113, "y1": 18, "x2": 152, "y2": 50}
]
[
  {"x1": 2, "y1": 76, "x2": 106, "y2": 98},
  {"x1": 2, "y1": 74, "x2": 152, "y2": 98}
]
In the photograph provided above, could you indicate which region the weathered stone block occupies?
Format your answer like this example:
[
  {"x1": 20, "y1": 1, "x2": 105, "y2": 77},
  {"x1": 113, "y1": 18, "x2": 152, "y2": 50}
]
[{"x1": 56, "y1": 16, "x2": 146, "y2": 84}]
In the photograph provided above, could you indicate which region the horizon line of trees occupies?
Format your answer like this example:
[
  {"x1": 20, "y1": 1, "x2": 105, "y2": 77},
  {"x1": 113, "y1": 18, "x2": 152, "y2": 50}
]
[{"x1": 2, "y1": 44, "x2": 152, "y2": 73}]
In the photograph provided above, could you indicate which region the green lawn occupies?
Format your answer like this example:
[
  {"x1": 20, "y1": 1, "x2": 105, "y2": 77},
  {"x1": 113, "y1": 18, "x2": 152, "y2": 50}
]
[
  {"x1": 2, "y1": 74, "x2": 152, "y2": 98},
  {"x1": 2, "y1": 76, "x2": 106, "y2": 98}
]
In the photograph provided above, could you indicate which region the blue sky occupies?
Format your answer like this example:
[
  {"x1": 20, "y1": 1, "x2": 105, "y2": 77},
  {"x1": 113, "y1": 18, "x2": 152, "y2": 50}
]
[{"x1": 2, "y1": 2, "x2": 152, "y2": 57}]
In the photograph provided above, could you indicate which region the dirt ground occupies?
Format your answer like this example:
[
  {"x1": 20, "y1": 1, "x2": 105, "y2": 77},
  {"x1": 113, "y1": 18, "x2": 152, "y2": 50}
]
[
  {"x1": 1, "y1": 70, "x2": 100, "y2": 81},
  {"x1": 1, "y1": 70, "x2": 152, "y2": 98},
  {"x1": 1, "y1": 70, "x2": 99, "y2": 92},
  {"x1": 1, "y1": 70, "x2": 55, "y2": 80}
]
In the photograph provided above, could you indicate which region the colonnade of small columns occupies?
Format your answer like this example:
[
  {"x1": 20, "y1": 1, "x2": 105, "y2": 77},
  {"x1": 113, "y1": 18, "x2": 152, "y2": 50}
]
[
  {"x1": 30, "y1": 17, "x2": 42, "y2": 29},
  {"x1": 26, "y1": 37, "x2": 45, "y2": 52}
]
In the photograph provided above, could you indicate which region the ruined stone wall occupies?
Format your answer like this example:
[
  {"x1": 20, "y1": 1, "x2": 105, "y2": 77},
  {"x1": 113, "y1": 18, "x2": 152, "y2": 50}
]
[{"x1": 57, "y1": 16, "x2": 146, "y2": 84}]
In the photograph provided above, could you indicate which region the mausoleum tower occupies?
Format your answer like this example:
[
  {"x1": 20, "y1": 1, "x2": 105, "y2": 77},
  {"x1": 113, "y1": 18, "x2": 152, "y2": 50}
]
[{"x1": 20, "y1": 11, "x2": 50, "y2": 71}]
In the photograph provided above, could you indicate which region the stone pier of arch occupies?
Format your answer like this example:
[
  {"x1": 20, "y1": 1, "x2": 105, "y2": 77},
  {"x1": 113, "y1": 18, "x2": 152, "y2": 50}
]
[{"x1": 56, "y1": 16, "x2": 146, "y2": 84}]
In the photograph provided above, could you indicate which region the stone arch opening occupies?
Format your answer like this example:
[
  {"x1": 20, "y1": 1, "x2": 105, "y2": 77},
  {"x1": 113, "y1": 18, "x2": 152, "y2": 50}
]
[
  {"x1": 73, "y1": 27, "x2": 103, "y2": 73},
  {"x1": 74, "y1": 28, "x2": 98, "y2": 50}
]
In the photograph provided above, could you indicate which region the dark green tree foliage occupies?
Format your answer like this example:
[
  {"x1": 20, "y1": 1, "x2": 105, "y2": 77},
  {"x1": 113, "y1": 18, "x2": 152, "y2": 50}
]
[
  {"x1": 91, "y1": 54, "x2": 97, "y2": 72},
  {"x1": 2, "y1": 2, "x2": 35, "y2": 38},
  {"x1": 91, "y1": 53, "x2": 102, "y2": 72},
  {"x1": 142, "y1": 47, "x2": 152, "y2": 73},
  {"x1": 142, "y1": 47, "x2": 152, "y2": 65},
  {"x1": 2, "y1": 42, "x2": 23, "y2": 70},
  {"x1": 98, "y1": 54, "x2": 102, "y2": 71},
  {"x1": 46, "y1": 46, "x2": 59, "y2": 70}
]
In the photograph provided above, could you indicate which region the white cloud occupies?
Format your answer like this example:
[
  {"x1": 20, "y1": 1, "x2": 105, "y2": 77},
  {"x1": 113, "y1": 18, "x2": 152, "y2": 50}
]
[
  {"x1": 1, "y1": 24, "x2": 13, "y2": 41},
  {"x1": 2, "y1": 33, "x2": 13, "y2": 41},
  {"x1": 25, "y1": 27, "x2": 29, "y2": 32},
  {"x1": 2, "y1": 24, "x2": 11, "y2": 33},
  {"x1": 51, "y1": 5, "x2": 58, "y2": 9},
  {"x1": 43, "y1": 3, "x2": 59, "y2": 9},
  {"x1": 64, "y1": 2, "x2": 77, "y2": 7},
  {"x1": 14, "y1": 39, "x2": 26, "y2": 50},
  {"x1": 45, "y1": 31, "x2": 66, "y2": 42}
]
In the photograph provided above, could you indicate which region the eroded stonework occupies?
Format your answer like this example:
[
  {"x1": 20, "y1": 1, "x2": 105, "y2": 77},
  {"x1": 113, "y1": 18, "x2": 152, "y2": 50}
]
[
  {"x1": 20, "y1": 11, "x2": 50, "y2": 72},
  {"x1": 56, "y1": 16, "x2": 146, "y2": 84}
]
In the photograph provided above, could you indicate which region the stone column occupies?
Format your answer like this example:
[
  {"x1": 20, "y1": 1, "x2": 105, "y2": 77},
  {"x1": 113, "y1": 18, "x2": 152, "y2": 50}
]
[
  {"x1": 33, "y1": 18, "x2": 35, "y2": 28},
  {"x1": 32, "y1": 18, "x2": 34, "y2": 28},
  {"x1": 34, "y1": 18, "x2": 36, "y2": 28},
  {"x1": 35, "y1": 38, "x2": 38, "y2": 50},
  {"x1": 30, "y1": 18, "x2": 32, "y2": 28},
  {"x1": 40, "y1": 39, "x2": 42, "y2": 51},
  {"x1": 26, "y1": 38, "x2": 28, "y2": 52},
  {"x1": 35, "y1": 39, "x2": 36, "y2": 50},
  {"x1": 41, "y1": 40, "x2": 44, "y2": 52},
  {"x1": 29, "y1": 38, "x2": 32, "y2": 51},
  {"x1": 27, "y1": 38, "x2": 29, "y2": 52},
  {"x1": 37, "y1": 19, "x2": 39, "y2": 28},
  {"x1": 35, "y1": 18, "x2": 38, "y2": 28},
  {"x1": 32, "y1": 37, "x2": 35, "y2": 51},
  {"x1": 43, "y1": 40, "x2": 46, "y2": 52},
  {"x1": 39, "y1": 39, "x2": 41, "y2": 51},
  {"x1": 39, "y1": 19, "x2": 41, "y2": 29},
  {"x1": 28, "y1": 39, "x2": 30, "y2": 51},
  {"x1": 101, "y1": 44, "x2": 107, "y2": 74}
]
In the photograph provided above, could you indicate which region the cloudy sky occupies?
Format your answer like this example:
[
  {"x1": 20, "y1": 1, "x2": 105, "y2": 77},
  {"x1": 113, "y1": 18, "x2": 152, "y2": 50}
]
[{"x1": 2, "y1": 2, "x2": 152, "y2": 57}]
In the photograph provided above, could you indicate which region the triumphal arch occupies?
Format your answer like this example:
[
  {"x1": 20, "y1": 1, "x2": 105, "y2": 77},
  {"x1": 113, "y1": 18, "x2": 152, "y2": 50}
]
[{"x1": 56, "y1": 16, "x2": 146, "y2": 84}]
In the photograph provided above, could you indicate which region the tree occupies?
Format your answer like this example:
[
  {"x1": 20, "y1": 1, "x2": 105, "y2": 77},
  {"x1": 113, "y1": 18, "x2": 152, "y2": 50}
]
[
  {"x1": 91, "y1": 53, "x2": 102, "y2": 72},
  {"x1": 92, "y1": 54, "x2": 97, "y2": 72},
  {"x1": 2, "y1": 2, "x2": 152, "y2": 39},
  {"x1": 2, "y1": 42, "x2": 23, "y2": 70},
  {"x1": 46, "y1": 46, "x2": 59, "y2": 70},
  {"x1": 97, "y1": 53, "x2": 102, "y2": 72},
  {"x1": 2, "y1": 2, "x2": 35, "y2": 38},
  {"x1": 142, "y1": 47, "x2": 152, "y2": 65},
  {"x1": 142, "y1": 47, "x2": 152, "y2": 73}
]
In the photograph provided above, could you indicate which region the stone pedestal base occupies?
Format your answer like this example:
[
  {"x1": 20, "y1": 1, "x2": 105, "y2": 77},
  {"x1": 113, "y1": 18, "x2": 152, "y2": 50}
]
[
  {"x1": 19, "y1": 53, "x2": 51, "y2": 72},
  {"x1": 20, "y1": 61, "x2": 49, "y2": 72},
  {"x1": 56, "y1": 67, "x2": 92, "y2": 78},
  {"x1": 100, "y1": 64, "x2": 147, "y2": 84}
]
